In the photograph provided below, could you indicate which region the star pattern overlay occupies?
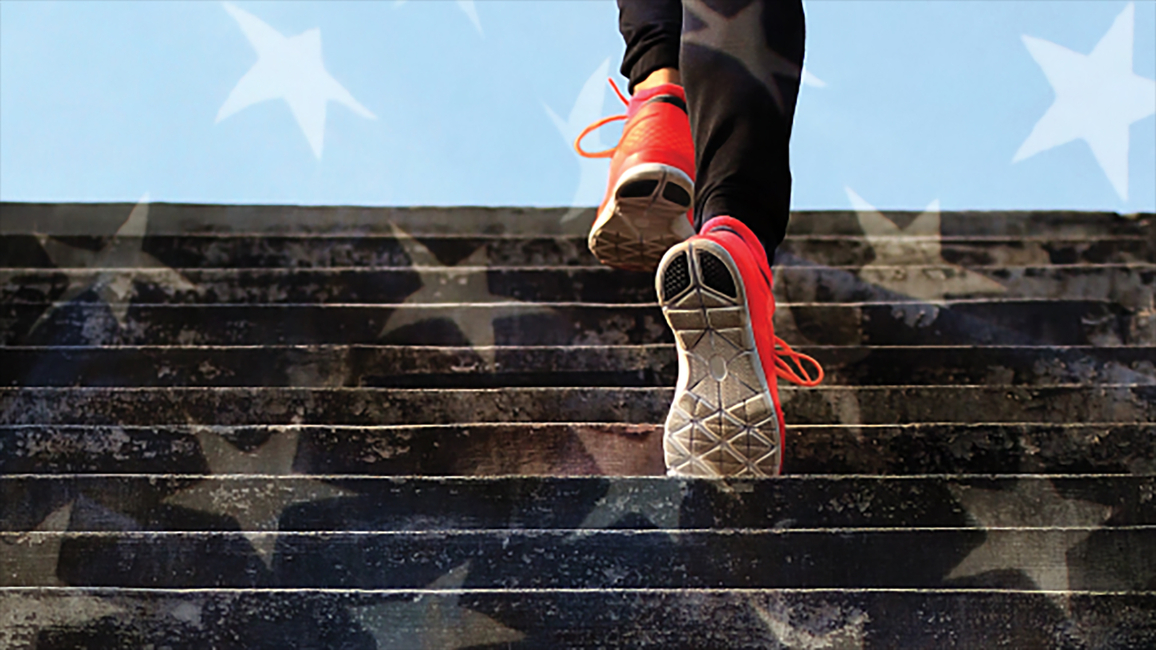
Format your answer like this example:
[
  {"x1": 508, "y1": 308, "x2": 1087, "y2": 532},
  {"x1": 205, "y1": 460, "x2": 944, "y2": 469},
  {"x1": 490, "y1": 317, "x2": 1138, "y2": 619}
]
[
  {"x1": 394, "y1": 0, "x2": 483, "y2": 37},
  {"x1": 846, "y1": 187, "x2": 1007, "y2": 303},
  {"x1": 576, "y1": 478, "x2": 686, "y2": 534},
  {"x1": 801, "y1": 68, "x2": 827, "y2": 89},
  {"x1": 682, "y1": 0, "x2": 802, "y2": 112},
  {"x1": 947, "y1": 479, "x2": 1114, "y2": 593},
  {"x1": 348, "y1": 562, "x2": 524, "y2": 649},
  {"x1": 379, "y1": 223, "x2": 554, "y2": 365},
  {"x1": 545, "y1": 58, "x2": 614, "y2": 224},
  {"x1": 2, "y1": 2, "x2": 1152, "y2": 212},
  {"x1": 1, "y1": 1, "x2": 1153, "y2": 646},
  {"x1": 32, "y1": 194, "x2": 196, "y2": 332},
  {"x1": 163, "y1": 429, "x2": 354, "y2": 566},
  {"x1": 0, "y1": 503, "x2": 124, "y2": 649},
  {"x1": 749, "y1": 595, "x2": 868, "y2": 650},
  {"x1": 1, "y1": 502, "x2": 73, "y2": 587},
  {"x1": 218, "y1": 2, "x2": 376, "y2": 159},
  {"x1": 1014, "y1": 2, "x2": 1156, "y2": 201}
]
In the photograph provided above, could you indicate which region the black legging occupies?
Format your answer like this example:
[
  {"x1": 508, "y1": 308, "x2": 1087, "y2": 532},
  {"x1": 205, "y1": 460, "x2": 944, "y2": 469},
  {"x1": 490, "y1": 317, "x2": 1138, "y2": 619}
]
[{"x1": 618, "y1": 0, "x2": 805, "y2": 263}]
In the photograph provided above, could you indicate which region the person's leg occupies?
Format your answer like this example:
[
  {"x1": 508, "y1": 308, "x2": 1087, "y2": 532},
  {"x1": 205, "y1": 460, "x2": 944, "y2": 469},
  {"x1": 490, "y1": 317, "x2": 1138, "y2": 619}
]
[
  {"x1": 679, "y1": 0, "x2": 805, "y2": 265},
  {"x1": 580, "y1": 0, "x2": 696, "y2": 273},
  {"x1": 618, "y1": 0, "x2": 683, "y2": 93},
  {"x1": 655, "y1": 0, "x2": 821, "y2": 478}
]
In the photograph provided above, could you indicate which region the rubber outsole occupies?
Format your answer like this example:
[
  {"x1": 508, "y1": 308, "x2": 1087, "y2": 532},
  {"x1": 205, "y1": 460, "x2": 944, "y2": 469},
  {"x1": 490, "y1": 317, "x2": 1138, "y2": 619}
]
[
  {"x1": 657, "y1": 239, "x2": 782, "y2": 478},
  {"x1": 588, "y1": 163, "x2": 695, "y2": 273}
]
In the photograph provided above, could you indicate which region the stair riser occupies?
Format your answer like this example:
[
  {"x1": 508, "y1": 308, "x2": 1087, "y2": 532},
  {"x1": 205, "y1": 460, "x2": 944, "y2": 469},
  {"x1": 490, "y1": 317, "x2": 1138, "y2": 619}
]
[
  {"x1": 5, "y1": 346, "x2": 1153, "y2": 388},
  {"x1": 5, "y1": 234, "x2": 1152, "y2": 268},
  {"x1": 3, "y1": 529, "x2": 1153, "y2": 589},
  {"x1": 4, "y1": 476, "x2": 1151, "y2": 531},
  {"x1": 2, "y1": 424, "x2": 1153, "y2": 476},
  {"x1": 2, "y1": 590, "x2": 1151, "y2": 649},
  {"x1": 5, "y1": 266, "x2": 1152, "y2": 306},
  {"x1": 7, "y1": 301, "x2": 1151, "y2": 346},
  {"x1": 2, "y1": 386, "x2": 1153, "y2": 426},
  {"x1": 4, "y1": 204, "x2": 1149, "y2": 237}
]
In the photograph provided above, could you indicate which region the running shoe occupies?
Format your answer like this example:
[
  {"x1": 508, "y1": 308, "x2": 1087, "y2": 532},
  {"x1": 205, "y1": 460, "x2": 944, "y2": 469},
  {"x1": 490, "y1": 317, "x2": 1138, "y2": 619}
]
[
  {"x1": 575, "y1": 80, "x2": 695, "y2": 273},
  {"x1": 655, "y1": 216, "x2": 823, "y2": 477}
]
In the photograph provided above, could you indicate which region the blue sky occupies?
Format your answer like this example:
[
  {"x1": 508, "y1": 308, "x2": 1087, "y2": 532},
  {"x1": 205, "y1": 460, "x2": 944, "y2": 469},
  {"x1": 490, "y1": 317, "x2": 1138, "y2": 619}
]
[{"x1": 1, "y1": 0, "x2": 1153, "y2": 212}]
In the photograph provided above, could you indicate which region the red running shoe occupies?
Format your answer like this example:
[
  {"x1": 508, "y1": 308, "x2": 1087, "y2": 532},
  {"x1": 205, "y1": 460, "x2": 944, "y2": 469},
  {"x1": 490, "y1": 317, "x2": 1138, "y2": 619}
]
[
  {"x1": 575, "y1": 80, "x2": 695, "y2": 272},
  {"x1": 655, "y1": 216, "x2": 824, "y2": 477}
]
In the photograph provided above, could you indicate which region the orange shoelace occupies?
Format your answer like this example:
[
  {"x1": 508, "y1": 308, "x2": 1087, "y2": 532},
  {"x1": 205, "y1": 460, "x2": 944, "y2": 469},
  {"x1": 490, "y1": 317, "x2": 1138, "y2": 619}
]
[
  {"x1": 573, "y1": 79, "x2": 631, "y2": 159},
  {"x1": 773, "y1": 336, "x2": 824, "y2": 387}
]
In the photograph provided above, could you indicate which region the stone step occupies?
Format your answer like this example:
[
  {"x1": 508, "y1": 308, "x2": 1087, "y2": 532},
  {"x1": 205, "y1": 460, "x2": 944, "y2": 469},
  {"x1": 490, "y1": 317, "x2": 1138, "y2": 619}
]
[
  {"x1": 4, "y1": 527, "x2": 1153, "y2": 590},
  {"x1": 2, "y1": 589, "x2": 1152, "y2": 649},
  {"x1": 4, "y1": 233, "x2": 1152, "y2": 269},
  {"x1": 9, "y1": 475, "x2": 1145, "y2": 529},
  {"x1": 4, "y1": 265, "x2": 1152, "y2": 306},
  {"x1": 1, "y1": 476, "x2": 1151, "y2": 589},
  {"x1": 2, "y1": 385, "x2": 1152, "y2": 427},
  {"x1": 1, "y1": 422, "x2": 1152, "y2": 476},
  {"x1": 6, "y1": 300, "x2": 1150, "y2": 347},
  {"x1": 5, "y1": 345, "x2": 1154, "y2": 388},
  {"x1": 3, "y1": 203, "x2": 1150, "y2": 238}
]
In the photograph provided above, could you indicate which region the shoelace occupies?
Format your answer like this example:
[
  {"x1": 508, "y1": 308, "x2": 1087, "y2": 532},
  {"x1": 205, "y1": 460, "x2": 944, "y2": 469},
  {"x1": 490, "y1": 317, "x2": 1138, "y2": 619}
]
[
  {"x1": 577, "y1": 99, "x2": 824, "y2": 389},
  {"x1": 712, "y1": 221, "x2": 824, "y2": 388},
  {"x1": 773, "y1": 336, "x2": 824, "y2": 387},
  {"x1": 573, "y1": 79, "x2": 631, "y2": 159}
]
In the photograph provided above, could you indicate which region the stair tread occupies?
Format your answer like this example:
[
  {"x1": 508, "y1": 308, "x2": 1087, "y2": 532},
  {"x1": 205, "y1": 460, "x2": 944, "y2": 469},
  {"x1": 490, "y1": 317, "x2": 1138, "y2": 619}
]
[
  {"x1": 9, "y1": 233, "x2": 1151, "y2": 271},
  {"x1": 5, "y1": 265, "x2": 1152, "y2": 308},
  {"x1": 4, "y1": 203, "x2": 1150, "y2": 236},
  {"x1": 4, "y1": 474, "x2": 1152, "y2": 530},
  {"x1": 3, "y1": 384, "x2": 1153, "y2": 426},
  {"x1": 2, "y1": 421, "x2": 1152, "y2": 476},
  {"x1": 6, "y1": 344, "x2": 1154, "y2": 388},
  {"x1": 8, "y1": 300, "x2": 1149, "y2": 347},
  {"x1": 2, "y1": 589, "x2": 1152, "y2": 649}
]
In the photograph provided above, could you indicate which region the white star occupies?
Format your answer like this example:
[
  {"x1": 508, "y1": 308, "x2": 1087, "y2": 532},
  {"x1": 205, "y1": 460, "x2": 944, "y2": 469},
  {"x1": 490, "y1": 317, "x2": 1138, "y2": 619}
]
[
  {"x1": 947, "y1": 479, "x2": 1113, "y2": 593},
  {"x1": 1, "y1": 503, "x2": 73, "y2": 586},
  {"x1": 749, "y1": 595, "x2": 867, "y2": 650},
  {"x1": 32, "y1": 194, "x2": 195, "y2": 331},
  {"x1": 349, "y1": 562, "x2": 524, "y2": 649},
  {"x1": 217, "y1": 2, "x2": 376, "y2": 159},
  {"x1": 379, "y1": 223, "x2": 553, "y2": 365},
  {"x1": 845, "y1": 187, "x2": 1006, "y2": 303},
  {"x1": 0, "y1": 503, "x2": 124, "y2": 649},
  {"x1": 572, "y1": 423, "x2": 665, "y2": 475},
  {"x1": 454, "y1": 0, "x2": 483, "y2": 37},
  {"x1": 164, "y1": 429, "x2": 354, "y2": 567},
  {"x1": 1013, "y1": 2, "x2": 1156, "y2": 201},
  {"x1": 576, "y1": 478, "x2": 685, "y2": 534},
  {"x1": 0, "y1": 593, "x2": 123, "y2": 649},
  {"x1": 394, "y1": 0, "x2": 483, "y2": 37},
  {"x1": 544, "y1": 58, "x2": 615, "y2": 224},
  {"x1": 682, "y1": 0, "x2": 801, "y2": 112},
  {"x1": 802, "y1": 68, "x2": 827, "y2": 89}
]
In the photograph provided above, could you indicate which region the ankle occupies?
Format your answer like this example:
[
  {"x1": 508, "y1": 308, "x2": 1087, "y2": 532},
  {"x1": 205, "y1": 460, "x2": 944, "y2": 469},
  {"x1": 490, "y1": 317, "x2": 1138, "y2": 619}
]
[{"x1": 635, "y1": 68, "x2": 681, "y2": 92}]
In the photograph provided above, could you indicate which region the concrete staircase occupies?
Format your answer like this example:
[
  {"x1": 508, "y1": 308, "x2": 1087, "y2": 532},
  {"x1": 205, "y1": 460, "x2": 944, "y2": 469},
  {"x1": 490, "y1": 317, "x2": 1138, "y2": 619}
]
[{"x1": 2, "y1": 202, "x2": 1154, "y2": 648}]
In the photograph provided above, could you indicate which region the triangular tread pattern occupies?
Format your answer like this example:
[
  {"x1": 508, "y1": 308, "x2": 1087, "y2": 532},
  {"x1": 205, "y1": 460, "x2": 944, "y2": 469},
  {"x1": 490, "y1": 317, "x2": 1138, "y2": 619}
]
[{"x1": 658, "y1": 240, "x2": 781, "y2": 478}]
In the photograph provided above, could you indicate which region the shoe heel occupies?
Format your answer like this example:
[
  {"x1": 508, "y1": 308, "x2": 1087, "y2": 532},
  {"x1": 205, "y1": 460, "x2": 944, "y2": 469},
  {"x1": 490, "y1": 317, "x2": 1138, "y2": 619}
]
[{"x1": 588, "y1": 164, "x2": 695, "y2": 273}]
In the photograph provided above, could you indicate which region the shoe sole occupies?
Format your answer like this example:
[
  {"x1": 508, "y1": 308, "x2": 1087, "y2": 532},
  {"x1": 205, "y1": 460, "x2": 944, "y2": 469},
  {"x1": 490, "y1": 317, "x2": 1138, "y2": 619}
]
[
  {"x1": 656, "y1": 239, "x2": 782, "y2": 478},
  {"x1": 588, "y1": 163, "x2": 695, "y2": 273}
]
